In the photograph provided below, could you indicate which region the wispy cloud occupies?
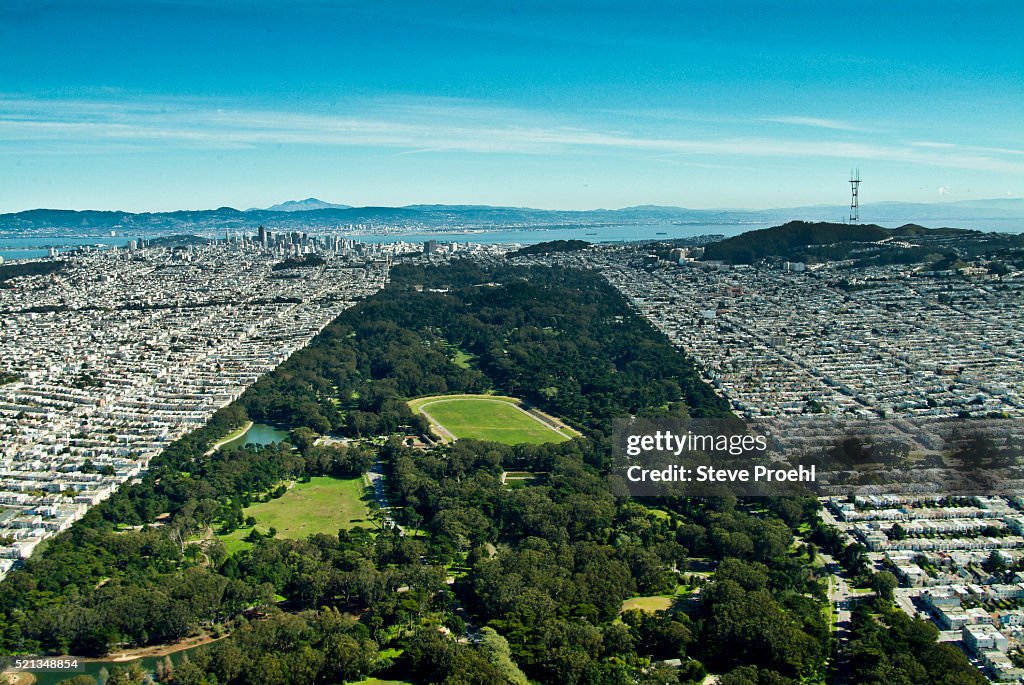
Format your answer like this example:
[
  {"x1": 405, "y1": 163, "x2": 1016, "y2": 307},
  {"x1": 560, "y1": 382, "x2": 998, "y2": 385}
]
[
  {"x1": 911, "y1": 140, "x2": 1024, "y2": 156},
  {"x1": 763, "y1": 116, "x2": 873, "y2": 133},
  {"x1": 1, "y1": 95, "x2": 1022, "y2": 174}
]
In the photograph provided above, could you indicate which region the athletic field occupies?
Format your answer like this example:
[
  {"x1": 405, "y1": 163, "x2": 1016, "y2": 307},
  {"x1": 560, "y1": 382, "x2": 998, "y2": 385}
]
[
  {"x1": 408, "y1": 394, "x2": 578, "y2": 445},
  {"x1": 621, "y1": 596, "x2": 674, "y2": 613}
]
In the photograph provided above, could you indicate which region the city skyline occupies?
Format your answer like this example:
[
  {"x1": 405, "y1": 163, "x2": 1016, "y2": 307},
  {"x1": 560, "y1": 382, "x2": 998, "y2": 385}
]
[{"x1": 1, "y1": 0, "x2": 1022, "y2": 213}]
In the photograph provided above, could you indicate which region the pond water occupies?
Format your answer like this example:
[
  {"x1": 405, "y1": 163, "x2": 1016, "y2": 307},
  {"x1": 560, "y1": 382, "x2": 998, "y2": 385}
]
[
  {"x1": 221, "y1": 422, "x2": 289, "y2": 449},
  {"x1": 27, "y1": 642, "x2": 212, "y2": 685}
]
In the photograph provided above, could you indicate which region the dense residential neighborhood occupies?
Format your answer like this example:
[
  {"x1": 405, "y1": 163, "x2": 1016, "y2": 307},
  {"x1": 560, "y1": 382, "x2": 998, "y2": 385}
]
[
  {"x1": 0, "y1": 238, "x2": 391, "y2": 576},
  {"x1": 598, "y1": 255, "x2": 1023, "y2": 420},
  {"x1": 821, "y1": 495, "x2": 1024, "y2": 682}
]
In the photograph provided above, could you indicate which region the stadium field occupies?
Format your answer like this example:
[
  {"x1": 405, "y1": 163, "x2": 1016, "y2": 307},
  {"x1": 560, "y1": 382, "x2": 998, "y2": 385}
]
[{"x1": 408, "y1": 394, "x2": 577, "y2": 445}]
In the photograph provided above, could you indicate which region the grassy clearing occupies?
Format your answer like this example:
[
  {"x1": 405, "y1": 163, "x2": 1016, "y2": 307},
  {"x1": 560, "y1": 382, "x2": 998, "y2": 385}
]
[
  {"x1": 451, "y1": 349, "x2": 476, "y2": 369},
  {"x1": 409, "y1": 394, "x2": 573, "y2": 445},
  {"x1": 219, "y1": 532, "x2": 253, "y2": 556},
  {"x1": 218, "y1": 476, "x2": 372, "y2": 552},
  {"x1": 621, "y1": 596, "x2": 674, "y2": 613},
  {"x1": 502, "y1": 470, "x2": 546, "y2": 488}
]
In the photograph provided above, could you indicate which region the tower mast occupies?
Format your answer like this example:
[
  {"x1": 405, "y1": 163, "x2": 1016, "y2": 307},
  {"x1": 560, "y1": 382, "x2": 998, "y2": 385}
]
[{"x1": 849, "y1": 169, "x2": 861, "y2": 224}]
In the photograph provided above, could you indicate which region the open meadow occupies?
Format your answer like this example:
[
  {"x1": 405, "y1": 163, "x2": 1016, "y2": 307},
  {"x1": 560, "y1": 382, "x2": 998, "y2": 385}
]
[{"x1": 218, "y1": 476, "x2": 371, "y2": 553}]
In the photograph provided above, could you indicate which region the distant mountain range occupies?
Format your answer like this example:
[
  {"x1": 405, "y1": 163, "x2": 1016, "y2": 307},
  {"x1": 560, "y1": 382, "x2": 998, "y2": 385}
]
[
  {"x1": 0, "y1": 198, "x2": 1019, "y2": 236},
  {"x1": 255, "y1": 198, "x2": 353, "y2": 212}
]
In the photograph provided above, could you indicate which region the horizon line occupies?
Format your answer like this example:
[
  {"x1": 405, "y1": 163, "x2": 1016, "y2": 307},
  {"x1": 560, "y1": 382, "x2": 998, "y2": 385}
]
[{"x1": 2, "y1": 196, "x2": 1022, "y2": 217}]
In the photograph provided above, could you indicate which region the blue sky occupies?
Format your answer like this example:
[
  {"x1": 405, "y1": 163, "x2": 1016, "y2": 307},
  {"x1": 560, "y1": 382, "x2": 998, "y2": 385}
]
[{"x1": 1, "y1": 0, "x2": 1021, "y2": 212}]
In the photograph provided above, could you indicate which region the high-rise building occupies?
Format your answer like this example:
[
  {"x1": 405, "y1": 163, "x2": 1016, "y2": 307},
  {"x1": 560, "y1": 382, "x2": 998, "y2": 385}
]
[{"x1": 258, "y1": 225, "x2": 268, "y2": 248}]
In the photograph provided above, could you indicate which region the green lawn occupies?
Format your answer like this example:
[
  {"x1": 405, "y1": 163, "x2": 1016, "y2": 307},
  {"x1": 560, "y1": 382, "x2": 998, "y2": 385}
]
[
  {"x1": 218, "y1": 476, "x2": 372, "y2": 552},
  {"x1": 451, "y1": 349, "x2": 476, "y2": 369},
  {"x1": 503, "y1": 470, "x2": 546, "y2": 488},
  {"x1": 621, "y1": 596, "x2": 674, "y2": 613},
  {"x1": 409, "y1": 394, "x2": 574, "y2": 445}
]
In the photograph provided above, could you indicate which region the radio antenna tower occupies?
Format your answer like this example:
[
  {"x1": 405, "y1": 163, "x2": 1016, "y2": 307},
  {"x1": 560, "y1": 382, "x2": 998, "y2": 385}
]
[{"x1": 849, "y1": 169, "x2": 861, "y2": 224}]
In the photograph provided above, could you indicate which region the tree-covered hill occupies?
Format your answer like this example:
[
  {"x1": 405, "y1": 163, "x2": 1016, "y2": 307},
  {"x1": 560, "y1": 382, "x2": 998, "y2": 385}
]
[
  {"x1": 700, "y1": 220, "x2": 1024, "y2": 265},
  {"x1": 509, "y1": 239, "x2": 591, "y2": 256},
  {"x1": 700, "y1": 221, "x2": 890, "y2": 264}
]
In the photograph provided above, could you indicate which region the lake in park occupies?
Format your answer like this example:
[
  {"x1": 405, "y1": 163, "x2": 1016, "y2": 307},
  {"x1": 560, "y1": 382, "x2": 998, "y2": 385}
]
[
  {"x1": 221, "y1": 422, "x2": 290, "y2": 449},
  {"x1": 26, "y1": 641, "x2": 213, "y2": 685}
]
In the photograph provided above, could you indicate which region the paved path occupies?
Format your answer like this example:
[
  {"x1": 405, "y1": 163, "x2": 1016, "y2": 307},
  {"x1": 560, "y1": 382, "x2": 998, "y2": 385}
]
[
  {"x1": 894, "y1": 587, "x2": 921, "y2": 618},
  {"x1": 366, "y1": 460, "x2": 403, "y2": 534},
  {"x1": 818, "y1": 550, "x2": 856, "y2": 684},
  {"x1": 416, "y1": 404, "x2": 458, "y2": 442},
  {"x1": 204, "y1": 421, "x2": 253, "y2": 456}
]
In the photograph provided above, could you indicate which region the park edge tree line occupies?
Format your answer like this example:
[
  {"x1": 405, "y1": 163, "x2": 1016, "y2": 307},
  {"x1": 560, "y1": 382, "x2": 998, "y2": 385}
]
[{"x1": 0, "y1": 260, "x2": 986, "y2": 684}]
